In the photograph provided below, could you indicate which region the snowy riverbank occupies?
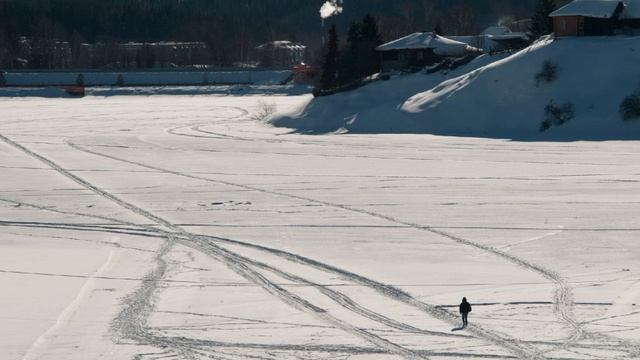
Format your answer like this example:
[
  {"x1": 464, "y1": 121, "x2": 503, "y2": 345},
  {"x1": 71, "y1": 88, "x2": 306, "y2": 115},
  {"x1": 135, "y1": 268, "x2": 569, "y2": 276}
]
[{"x1": 273, "y1": 36, "x2": 640, "y2": 140}]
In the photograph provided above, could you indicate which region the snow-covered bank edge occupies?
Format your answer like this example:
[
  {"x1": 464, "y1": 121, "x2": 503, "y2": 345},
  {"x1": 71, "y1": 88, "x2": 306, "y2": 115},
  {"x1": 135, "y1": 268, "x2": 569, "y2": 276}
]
[
  {"x1": 0, "y1": 85, "x2": 312, "y2": 98},
  {"x1": 2, "y1": 69, "x2": 292, "y2": 87}
]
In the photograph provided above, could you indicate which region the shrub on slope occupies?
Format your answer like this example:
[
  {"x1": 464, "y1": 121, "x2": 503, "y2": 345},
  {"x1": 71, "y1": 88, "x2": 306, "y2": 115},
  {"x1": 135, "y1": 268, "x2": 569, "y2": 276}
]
[
  {"x1": 540, "y1": 100, "x2": 574, "y2": 132},
  {"x1": 535, "y1": 60, "x2": 558, "y2": 86}
]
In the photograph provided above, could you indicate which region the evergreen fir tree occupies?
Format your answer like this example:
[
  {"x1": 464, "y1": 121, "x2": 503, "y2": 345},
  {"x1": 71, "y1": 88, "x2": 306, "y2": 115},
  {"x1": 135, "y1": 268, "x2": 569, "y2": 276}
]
[
  {"x1": 356, "y1": 14, "x2": 383, "y2": 78},
  {"x1": 116, "y1": 73, "x2": 125, "y2": 87},
  {"x1": 338, "y1": 14, "x2": 383, "y2": 84},
  {"x1": 0, "y1": 71, "x2": 6, "y2": 86},
  {"x1": 360, "y1": 14, "x2": 383, "y2": 46},
  {"x1": 337, "y1": 22, "x2": 362, "y2": 84},
  {"x1": 76, "y1": 73, "x2": 85, "y2": 86},
  {"x1": 319, "y1": 24, "x2": 339, "y2": 91},
  {"x1": 347, "y1": 22, "x2": 362, "y2": 50},
  {"x1": 435, "y1": 23, "x2": 445, "y2": 36},
  {"x1": 530, "y1": 0, "x2": 558, "y2": 38}
]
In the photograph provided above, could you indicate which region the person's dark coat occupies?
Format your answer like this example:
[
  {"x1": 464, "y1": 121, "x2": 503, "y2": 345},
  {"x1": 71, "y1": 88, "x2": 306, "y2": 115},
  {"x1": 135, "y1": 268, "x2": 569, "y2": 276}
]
[{"x1": 459, "y1": 299, "x2": 472, "y2": 314}]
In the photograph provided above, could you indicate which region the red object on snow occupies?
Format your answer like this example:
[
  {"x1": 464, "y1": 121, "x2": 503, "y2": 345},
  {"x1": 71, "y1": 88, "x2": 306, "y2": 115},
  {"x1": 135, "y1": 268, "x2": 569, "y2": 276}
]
[
  {"x1": 61, "y1": 86, "x2": 86, "y2": 97},
  {"x1": 292, "y1": 63, "x2": 318, "y2": 84}
]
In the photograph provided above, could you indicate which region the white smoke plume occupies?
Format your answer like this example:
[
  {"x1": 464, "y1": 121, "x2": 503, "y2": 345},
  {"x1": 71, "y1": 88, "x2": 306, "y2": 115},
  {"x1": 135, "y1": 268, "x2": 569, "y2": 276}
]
[
  {"x1": 498, "y1": 15, "x2": 515, "y2": 27},
  {"x1": 320, "y1": 0, "x2": 343, "y2": 19}
]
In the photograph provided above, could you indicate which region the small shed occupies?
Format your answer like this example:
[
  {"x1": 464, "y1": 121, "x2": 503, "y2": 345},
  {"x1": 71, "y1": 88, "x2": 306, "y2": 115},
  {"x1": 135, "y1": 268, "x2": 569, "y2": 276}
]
[
  {"x1": 550, "y1": 0, "x2": 626, "y2": 36},
  {"x1": 376, "y1": 32, "x2": 479, "y2": 72}
]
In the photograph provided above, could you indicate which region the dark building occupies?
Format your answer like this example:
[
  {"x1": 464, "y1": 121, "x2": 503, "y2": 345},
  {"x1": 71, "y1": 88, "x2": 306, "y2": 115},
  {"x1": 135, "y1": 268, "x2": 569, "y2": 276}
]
[
  {"x1": 15, "y1": 37, "x2": 72, "y2": 69},
  {"x1": 376, "y1": 32, "x2": 480, "y2": 72},
  {"x1": 13, "y1": 39, "x2": 209, "y2": 69},
  {"x1": 255, "y1": 41, "x2": 306, "y2": 68}
]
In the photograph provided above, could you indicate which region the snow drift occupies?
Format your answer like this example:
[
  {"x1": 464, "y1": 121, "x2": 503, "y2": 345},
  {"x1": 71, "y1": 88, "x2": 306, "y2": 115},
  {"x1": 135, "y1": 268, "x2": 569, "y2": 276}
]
[{"x1": 272, "y1": 36, "x2": 640, "y2": 140}]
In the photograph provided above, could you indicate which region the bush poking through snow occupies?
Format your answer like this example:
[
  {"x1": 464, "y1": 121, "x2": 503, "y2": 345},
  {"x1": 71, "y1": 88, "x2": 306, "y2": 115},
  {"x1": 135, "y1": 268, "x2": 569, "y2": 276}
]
[
  {"x1": 535, "y1": 60, "x2": 558, "y2": 86},
  {"x1": 540, "y1": 100, "x2": 574, "y2": 132},
  {"x1": 620, "y1": 90, "x2": 640, "y2": 121},
  {"x1": 0, "y1": 71, "x2": 6, "y2": 86},
  {"x1": 116, "y1": 74, "x2": 125, "y2": 87},
  {"x1": 252, "y1": 101, "x2": 277, "y2": 121},
  {"x1": 76, "y1": 73, "x2": 85, "y2": 86}
]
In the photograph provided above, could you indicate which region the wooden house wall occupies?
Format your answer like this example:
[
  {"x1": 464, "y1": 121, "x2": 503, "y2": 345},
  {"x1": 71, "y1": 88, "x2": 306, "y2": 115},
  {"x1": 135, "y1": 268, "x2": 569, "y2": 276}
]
[
  {"x1": 380, "y1": 49, "x2": 440, "y2": 72},
  {"x1": 554, "y1": 16, "x2": 581, "y2": 37}
]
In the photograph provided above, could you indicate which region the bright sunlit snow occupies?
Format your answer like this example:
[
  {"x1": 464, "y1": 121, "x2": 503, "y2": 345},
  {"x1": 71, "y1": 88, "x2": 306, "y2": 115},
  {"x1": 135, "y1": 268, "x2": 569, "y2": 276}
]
[{"x1": 1, "y1": 94, "x2": 639, "y2": 360}]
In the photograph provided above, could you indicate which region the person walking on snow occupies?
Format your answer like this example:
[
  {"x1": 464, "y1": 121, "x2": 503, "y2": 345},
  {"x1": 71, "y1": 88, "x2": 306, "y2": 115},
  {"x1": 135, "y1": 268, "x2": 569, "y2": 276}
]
[{"x1": 459, "y1": 297, "x2": 472, "y2": 328}]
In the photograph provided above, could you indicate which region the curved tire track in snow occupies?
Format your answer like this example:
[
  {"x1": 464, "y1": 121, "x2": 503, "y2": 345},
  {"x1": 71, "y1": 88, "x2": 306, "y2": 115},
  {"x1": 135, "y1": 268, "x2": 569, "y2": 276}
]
[
  {"x1": 0, "y1": 134, "x2": 428, "y2": 360},
  {"x1": 66, "y1": 140, "x2": 549, "y2": 360},
  {"x1": 1, "y1": 195, "x2": 429, "y2": 355},
  {"x1": 10, "y1": 188, "x2": 626, "y2": 355},
  {"x1": 165, "y1": 106, "x2": 249, "y2": 140},
  {"x1": 188, "y1": 239, "x2": 428, "y2": 360},
  {"x1": 0, "y1": 197, "x2": 461, "y2": 339},
  {"x1": 10, "y1": 182, "x2": 619, "y2": 354},
  {"x1": 194, "y1": 236, "x2": 469, "y2": 340},
  {"x1": 68, "y1": 139, "x2": 582, "y2": 343}
]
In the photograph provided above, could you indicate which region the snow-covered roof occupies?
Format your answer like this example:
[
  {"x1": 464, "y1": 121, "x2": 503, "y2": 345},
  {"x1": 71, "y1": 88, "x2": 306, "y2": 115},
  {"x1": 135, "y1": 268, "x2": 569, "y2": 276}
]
[
  {"x1": 479, "y1": 26, "x2": 528, "y2": 41},
  {"x1": 550, "y1": 0, "x2": 623, "y2": 18},
  {"x1": 481, "y1": 26, "x2": 512, "y2": 36},
  {"x1": 491, "y1": 33, "x2": 529, "y2": 41},
  {"x1": 376, "y1": 32, "x2": 476, "y2": 56}
]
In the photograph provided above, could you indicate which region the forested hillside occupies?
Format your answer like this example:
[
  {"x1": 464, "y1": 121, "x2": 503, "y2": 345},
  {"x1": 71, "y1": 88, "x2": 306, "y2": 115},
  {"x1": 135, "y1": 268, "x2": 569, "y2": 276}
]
[{"x1": 0, "y1": 0, "x2": 565, "y2": 67}]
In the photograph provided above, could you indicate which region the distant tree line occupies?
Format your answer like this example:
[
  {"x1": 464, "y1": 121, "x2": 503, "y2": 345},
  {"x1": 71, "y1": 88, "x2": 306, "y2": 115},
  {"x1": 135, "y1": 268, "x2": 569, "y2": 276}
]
[{"x1": 0, "y1": 0, "x2": 567, "y2": 69}]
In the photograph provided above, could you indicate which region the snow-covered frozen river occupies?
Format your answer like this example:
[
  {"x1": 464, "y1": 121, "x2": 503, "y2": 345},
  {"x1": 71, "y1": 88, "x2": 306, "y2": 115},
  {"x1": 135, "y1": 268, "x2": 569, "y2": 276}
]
[{"x1": 1, "y1": 95, "x2": 639, "y2": 360}]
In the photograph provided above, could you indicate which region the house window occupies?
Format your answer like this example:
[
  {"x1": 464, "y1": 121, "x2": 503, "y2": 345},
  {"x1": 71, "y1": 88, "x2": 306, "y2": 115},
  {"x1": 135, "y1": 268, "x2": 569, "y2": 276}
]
[
  {"x1": 561, "y1": 19, "x2": 567, "y2": 32},
  {"x1": 417, "y1": 51, "x2": 424, "y2": 61}
]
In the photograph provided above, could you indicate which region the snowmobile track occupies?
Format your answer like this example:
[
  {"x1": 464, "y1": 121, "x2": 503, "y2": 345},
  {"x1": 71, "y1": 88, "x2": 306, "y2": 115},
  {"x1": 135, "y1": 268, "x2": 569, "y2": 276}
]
[
  {"x1": 65, "y1": 139, "x2": 550, "y2": 359},
  {"x1": 67, "y1": 140, "x2": 582, "y2": 346},
  {"x1": 10, "y1": 190, "x2": 627, "y2": 355},
  {"x1": 0, "y1": 134, "x2": 429, "y2": 359}
]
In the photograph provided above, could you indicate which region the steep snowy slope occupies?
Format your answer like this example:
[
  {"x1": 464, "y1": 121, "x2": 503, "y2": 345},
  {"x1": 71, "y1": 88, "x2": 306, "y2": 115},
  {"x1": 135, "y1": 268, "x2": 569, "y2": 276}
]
[
  {"x1": 273, "y1": 36, "x2": 640, "y2": 140},
  {"x1": 271, "y1": 53, "x2": 509, "y2": 134}
]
